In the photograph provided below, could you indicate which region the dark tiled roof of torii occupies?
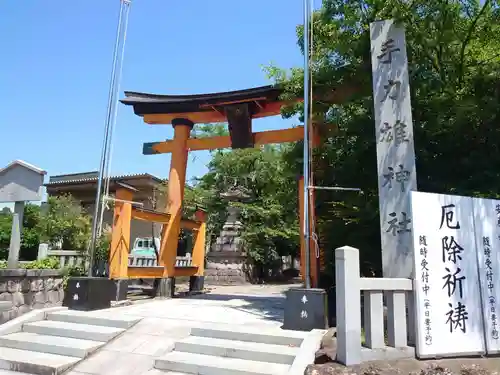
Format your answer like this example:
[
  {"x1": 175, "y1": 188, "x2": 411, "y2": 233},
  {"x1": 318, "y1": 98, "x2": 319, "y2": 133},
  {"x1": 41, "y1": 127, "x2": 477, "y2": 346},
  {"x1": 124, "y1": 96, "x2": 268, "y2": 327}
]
[{"x1": 120, "y1": 85, "x2": 283, "y2": 115}]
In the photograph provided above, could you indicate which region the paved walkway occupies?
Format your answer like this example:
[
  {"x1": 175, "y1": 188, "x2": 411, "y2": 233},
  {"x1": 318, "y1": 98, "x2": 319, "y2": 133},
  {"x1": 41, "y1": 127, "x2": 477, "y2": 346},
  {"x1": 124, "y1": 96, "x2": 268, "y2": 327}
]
[{"x1": 67, "y1": 285, "x2": 294, "y2": 375}]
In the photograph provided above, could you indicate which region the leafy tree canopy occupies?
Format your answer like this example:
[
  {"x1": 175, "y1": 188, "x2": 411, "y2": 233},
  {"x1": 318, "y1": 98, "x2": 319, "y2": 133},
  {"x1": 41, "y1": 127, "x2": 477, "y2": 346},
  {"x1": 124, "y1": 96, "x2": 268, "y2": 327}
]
[{"x1": 263, "y1": 0, "x2": 500, "y2": 278}]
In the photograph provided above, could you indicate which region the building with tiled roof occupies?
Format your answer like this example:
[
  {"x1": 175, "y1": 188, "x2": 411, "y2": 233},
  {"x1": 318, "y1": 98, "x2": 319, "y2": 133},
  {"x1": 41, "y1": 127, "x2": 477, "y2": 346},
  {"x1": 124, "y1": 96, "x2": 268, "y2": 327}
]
[{"x1": 45, "y1": 171, "x2": 166, "y2": 245}]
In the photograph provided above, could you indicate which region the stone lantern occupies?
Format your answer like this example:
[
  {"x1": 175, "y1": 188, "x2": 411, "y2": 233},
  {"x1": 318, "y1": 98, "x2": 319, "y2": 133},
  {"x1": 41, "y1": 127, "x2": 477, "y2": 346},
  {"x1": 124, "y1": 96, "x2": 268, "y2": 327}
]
[{"x1": 205, "y1": 186, "x2": 251, "y2": 284}]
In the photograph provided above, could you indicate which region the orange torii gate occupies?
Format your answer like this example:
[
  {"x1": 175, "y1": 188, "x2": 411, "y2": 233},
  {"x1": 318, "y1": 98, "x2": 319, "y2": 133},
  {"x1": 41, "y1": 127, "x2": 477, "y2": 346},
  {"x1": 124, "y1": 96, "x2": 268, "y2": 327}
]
[{"x1": 119, "y1": 85, "x2": 324, "y2": 291}]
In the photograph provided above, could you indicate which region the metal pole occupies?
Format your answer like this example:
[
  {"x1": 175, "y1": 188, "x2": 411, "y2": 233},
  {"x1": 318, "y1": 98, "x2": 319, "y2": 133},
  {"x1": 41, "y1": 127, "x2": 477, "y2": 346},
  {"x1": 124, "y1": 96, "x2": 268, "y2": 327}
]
[
  {"x1": 88, "y1": 0, "x2": 130, "y2": 277},
  {"x1": 99, "y1": 1, "x2": 132, "y2": 237},
  {"x1": 302, "y1": 0, "x2": 312, "y2": 289}
]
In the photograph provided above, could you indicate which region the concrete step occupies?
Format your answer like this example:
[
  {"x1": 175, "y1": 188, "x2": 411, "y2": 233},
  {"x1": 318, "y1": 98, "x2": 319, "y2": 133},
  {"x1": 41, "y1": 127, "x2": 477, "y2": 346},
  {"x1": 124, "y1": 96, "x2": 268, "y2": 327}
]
[
  {"x1": 46, "y1": 310, "x2": 139, "y2": 329},
  {"x1": 175, "y1": 336, "x2": 299, "y2": 365},
  {"x1": 190, "y1": 324, "x2": 305, "y2": 347},
  {"x1": 155, "y1": 351, "x2": 289, "y2": 375},
  {"x1": 0, "y1": 332, "x2": 105, "y2": 358},
  {"x1": 23, "y1": 320, "x2": 125, "y2": 342},
  {"x1": 0, "y1": 346, "x2": 80, "y2": 375}
]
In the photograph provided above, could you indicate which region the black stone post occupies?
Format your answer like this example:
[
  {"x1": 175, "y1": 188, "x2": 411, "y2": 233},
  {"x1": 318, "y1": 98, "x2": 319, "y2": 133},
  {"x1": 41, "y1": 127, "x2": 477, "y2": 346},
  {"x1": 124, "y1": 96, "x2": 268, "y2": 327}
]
[
  {"x1": 189, "y1": 275, "x2": 205, "y2": 293},
  {"x1": 63, "y1": 277, "x2": 115, "y2": 311},
  {"x1": 154, "y1": 277, "x2": 175, "y2": 298},
  {"x1": 283, "y1": 287, "x2": 329, "y2": 331},
  {"x1": 114, "y1": 279, "x2": 129, "y2": 301}
]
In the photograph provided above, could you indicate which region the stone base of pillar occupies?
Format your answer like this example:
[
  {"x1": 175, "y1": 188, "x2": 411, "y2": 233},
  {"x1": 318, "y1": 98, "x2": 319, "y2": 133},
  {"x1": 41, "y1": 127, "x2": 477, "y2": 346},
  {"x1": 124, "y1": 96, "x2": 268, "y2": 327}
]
[
  {"x1": 282, "y1": 287, "x2": 328, "y2": 331},
  {"x1": 204, "y1": 251, "x2": 249, "y2": 285},
  {"x1": 63, "y1": 277, "x2": 114, "y2": 311},
  {"x1": 154, "y1": 277, "x2": 175, "y2": 298},
  {"x1": 189, "y1": 276, "x2": 205, "y2": 292},
  {"x1": 113, "y1": 279, "x2": 130, "y2": 301}
]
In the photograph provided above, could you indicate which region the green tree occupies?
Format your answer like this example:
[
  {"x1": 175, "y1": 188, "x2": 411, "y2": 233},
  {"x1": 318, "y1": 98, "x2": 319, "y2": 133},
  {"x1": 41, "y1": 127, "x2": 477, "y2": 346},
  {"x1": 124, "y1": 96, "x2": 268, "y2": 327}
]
[
  {"x1": 196, "y1": 142, "x2": 299, "y2": 280},
  {"x1": 20, "y1": 204, "x2": 42, "y2": 260},
  {"x1": 266, "y1": 0, "x2": 500, "y2": 283},
  {"x1": 0, "y1": 204, "x2": 43, "y2": 260},
  {"x1": 37, "y1": 194, "x2": 92, "y2": 250},
  {"x1": 0, "y1": 211, "x2": 12, "y2": 260}
]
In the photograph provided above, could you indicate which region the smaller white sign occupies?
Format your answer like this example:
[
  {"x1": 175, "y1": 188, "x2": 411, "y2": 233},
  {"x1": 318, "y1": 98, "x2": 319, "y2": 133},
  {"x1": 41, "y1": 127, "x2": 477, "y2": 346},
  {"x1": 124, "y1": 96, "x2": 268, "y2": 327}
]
[
  {"x1": 76, "y1": 282, "x2": 80, "y2": 288},
  {"x1": 472, "y1": 197, "x2": 500, "y2": 354},
  {"x1": 411, "y1": 191, "x2": 485, "y2": 358},
  {"x1": 301, "y1": 295, "x2": 308, "y2": 304}
]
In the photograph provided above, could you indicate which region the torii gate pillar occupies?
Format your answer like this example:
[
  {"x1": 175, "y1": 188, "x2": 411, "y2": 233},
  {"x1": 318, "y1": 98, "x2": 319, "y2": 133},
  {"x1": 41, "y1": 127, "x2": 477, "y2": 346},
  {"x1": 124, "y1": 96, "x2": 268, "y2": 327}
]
[{"x1": 159, "y1": 118, "x2": 193, "y2": 282}]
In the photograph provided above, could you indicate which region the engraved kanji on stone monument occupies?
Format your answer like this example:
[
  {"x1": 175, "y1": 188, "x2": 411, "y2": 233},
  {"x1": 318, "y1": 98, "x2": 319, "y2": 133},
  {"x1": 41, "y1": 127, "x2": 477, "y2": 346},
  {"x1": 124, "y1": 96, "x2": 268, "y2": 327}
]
[{"x1": 370, "y1": 19, "x2": 418, "y2": 278}]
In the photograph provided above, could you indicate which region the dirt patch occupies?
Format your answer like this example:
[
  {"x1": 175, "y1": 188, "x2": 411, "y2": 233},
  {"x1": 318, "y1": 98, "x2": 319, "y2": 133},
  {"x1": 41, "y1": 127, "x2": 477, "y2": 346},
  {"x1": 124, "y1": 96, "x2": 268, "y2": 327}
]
[
  {"x1": 309, "y1": 328, "x2": 500, "y2": 375},
  {"x1": 306, "y1": 359, "x2": 500, "y2": 375}
]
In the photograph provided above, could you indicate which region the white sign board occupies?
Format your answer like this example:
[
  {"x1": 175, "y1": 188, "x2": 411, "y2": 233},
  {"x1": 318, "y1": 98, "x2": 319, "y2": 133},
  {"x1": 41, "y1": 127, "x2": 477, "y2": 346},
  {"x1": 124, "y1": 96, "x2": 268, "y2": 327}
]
[
  {"x1": 472, "y1": 197, "x2": 500, "y2": 354},
  {"x1": 370, "y1": 19, "x2": 418, "y2": 278},
  {"x1": 411, "y1": 191, "x2": 485, "y2": 358},
  {"x1": 0, "y1": 161, "x2": 45, "y2": 202}
]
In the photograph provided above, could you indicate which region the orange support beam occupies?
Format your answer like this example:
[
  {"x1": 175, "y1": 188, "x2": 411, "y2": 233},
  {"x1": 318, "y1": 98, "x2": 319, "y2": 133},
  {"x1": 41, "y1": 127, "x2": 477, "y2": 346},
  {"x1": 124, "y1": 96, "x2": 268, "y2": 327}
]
[
  {"x1": 109, "y1": 188, "x2": 133, "y2": 279},
  {"x1": 298, "y1": 177, "x2": 306, "y2": 280},
  {"x1": 132, "y1": 208, "x2": 170, "y2": 223},
  {"x1": 159, "y1": 119, "x2": 192, "y2": 277},
  {"x1": 298, "y1": 176, "x2": 320, "y2": 288},
  {"x1": 144, "y1": 127, "x2": 305, "y2": 154},
  {"x1": 127, "y1": 267, "x2": 164, "y2": 279},
  {"x1": 131, "y1": 207, "x2": 201, "y2": 230},
  {"x1": 181, "y1": 220, "x2": 201, "y2": 231},
  {"x1": 192, "y1": 209, "x2": 207, "y2": 277},
  {"x1": 172, "y1": 267, "x2": 199, "y2": 277},
  {"x1": 298, "y1": 123, "x2": 322, "y2": 288},
  {"x1": 309, "y1": 185, "x2": 319, "y2": 288}
]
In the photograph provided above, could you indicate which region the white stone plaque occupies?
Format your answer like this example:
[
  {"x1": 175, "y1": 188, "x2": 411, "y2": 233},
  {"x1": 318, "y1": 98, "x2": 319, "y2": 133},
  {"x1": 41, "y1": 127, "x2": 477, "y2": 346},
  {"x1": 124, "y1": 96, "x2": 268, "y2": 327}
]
[
  {"x1": 370, "y1": 19, "x2": 418, "y2": 278},
  {"x1": 411, "y1": 191, "x2": 485, "y2": 358},
  {"x1": 472, "y1": 197, "x2": 500, "y2": 354}
]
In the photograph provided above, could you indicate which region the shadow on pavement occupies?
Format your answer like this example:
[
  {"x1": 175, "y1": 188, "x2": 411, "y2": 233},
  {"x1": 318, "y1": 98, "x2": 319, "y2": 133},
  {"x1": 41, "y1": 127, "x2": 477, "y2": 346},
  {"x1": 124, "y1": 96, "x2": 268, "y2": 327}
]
[{"x1": 186, "y1": 292, "x2": 285, "y2": 323}]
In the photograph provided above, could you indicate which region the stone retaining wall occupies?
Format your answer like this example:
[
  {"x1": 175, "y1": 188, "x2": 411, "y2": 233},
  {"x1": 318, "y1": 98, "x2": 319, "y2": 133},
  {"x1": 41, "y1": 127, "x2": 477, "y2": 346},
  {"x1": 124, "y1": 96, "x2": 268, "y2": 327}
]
[{"x1": 0, "y1": 269, "x2": 64, "y2": 324}]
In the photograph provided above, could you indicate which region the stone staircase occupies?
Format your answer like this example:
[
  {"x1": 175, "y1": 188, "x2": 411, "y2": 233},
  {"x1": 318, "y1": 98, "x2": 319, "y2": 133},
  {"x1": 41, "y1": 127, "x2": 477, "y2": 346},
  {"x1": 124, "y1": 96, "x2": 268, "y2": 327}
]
[
  {"x1": 154, "y1": 323, "x2": 317, "y2": 375},
  {"x1": 0, "y1": 309, "x2": 140, "y2": 375}
]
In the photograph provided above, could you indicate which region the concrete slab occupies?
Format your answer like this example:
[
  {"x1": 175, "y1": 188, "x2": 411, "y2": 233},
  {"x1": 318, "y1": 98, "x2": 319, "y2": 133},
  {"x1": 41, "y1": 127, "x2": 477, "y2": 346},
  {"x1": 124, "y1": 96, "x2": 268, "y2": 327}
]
[
  {"x1": 23, "y1": 320, "x2": 125, "y2": 342},
  {"x1": 0, "y1": 307, "x2": 68, "y2": 337},
  {"x1": 175, "y1": 336, "x2": 299, "y2": 364},
  {"x1": 46, "y1": 311, "x2": 140, "y2": 329},
  {"x1": 137, "y1": 370, "x2": 186, "y2": 375},
  {"x1": 288, "y1": 329, "x2": 326, "y2": 375},
  {"x1": 0, "y1": 346, "x2": 80, "y2": 375},
  {"x1": 190, "y1": 323, "x2": 306, "y2": 346},
  {"x1": 0, "y1": 370, "x2": 36, "y2": 375},
  {"x1": 155, "y1": 351, "x2": 289, "y2": 375},
  {"x1": 0, "y1": 332, "x2": 104, "y2": 358},
  {"x1": 72, "y1": 349, "x2": 154, "y2": 375}
]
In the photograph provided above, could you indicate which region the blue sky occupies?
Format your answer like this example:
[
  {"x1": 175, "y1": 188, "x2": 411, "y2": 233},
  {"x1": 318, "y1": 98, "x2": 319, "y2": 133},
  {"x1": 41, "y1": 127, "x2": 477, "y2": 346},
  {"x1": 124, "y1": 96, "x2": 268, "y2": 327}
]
[{"x1": 0, "y1": 0, "x2": 308, "y2": 187}]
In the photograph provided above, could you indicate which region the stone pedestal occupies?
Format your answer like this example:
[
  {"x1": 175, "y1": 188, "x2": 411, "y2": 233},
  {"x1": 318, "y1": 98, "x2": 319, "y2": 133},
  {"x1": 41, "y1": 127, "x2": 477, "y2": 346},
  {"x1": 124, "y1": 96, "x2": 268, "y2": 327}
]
[
  {"x1": 205, "y1": 251, "x2": 248, "y2": 284},
  {"x1": 283, "y1": 287, "x2": 328, "y2": 331}
]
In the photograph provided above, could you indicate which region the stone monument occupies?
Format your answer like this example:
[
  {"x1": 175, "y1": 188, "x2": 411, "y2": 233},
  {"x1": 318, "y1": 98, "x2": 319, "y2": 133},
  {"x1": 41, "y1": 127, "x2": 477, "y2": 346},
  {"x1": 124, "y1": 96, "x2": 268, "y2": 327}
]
[
  {"x1": 205, "y1": 186, "x2": 251, "y2": 284},
  {"x1": 0, "y1": 160, "x2": 46, "y2": 269}
]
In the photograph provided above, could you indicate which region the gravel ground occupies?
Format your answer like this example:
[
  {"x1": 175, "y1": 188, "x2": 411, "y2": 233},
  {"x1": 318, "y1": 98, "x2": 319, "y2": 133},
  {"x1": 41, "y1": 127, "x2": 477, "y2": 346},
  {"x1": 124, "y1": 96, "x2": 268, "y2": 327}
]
[{"x1": 306, "y1": 358, "x2": 500, "y2": 375}]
